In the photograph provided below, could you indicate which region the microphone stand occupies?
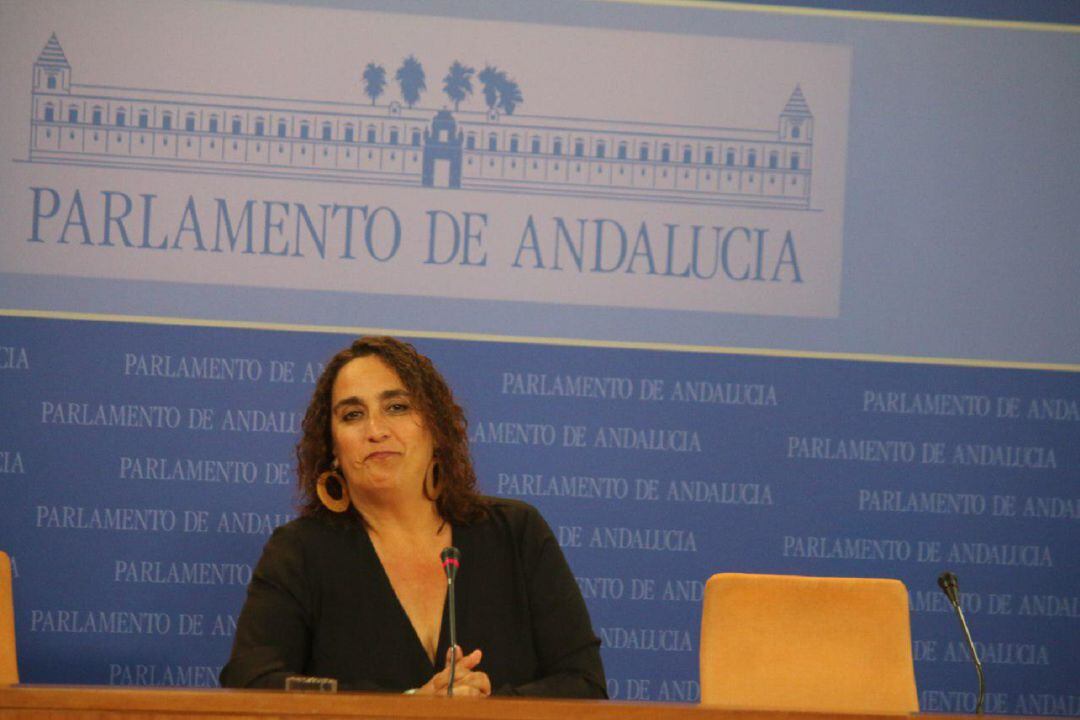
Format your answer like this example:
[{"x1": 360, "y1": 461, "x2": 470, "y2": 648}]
[
  {"x1": 446, "y1": 573, "x2": 457, "y2": 697},
  {"x1": 440, "y1": 547, "x2": 461, "y2": 697},
  {"x1": 938, "y1": 572, "x2": 985, "y2": 714}
]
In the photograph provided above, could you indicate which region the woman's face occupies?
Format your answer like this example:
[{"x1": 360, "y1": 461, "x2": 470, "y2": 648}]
[{"x1": 329, "y1": 355, "x2": 435, "y2": 504}]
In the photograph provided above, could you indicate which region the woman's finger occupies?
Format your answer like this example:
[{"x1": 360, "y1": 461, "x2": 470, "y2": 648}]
[
  {"x1": 460, "y1": 670, "x2": 491, "y2": 696},
  {"x1": 437, "y1": 670, "x2": 491, "y2": 697},
  {"x1": 444, "y1": 646, "x2": 482, "y2": 669},
  {"x1": 455, "y1": 648, "x2": 482, "y2": 672},
  {"x1": 431, "y1": 648, "x2": 482, "y2": 691}
]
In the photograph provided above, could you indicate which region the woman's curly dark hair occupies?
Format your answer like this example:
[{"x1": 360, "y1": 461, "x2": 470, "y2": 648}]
[{"x1": 296, "y1": 336, "x2": 488, "y2": 524}]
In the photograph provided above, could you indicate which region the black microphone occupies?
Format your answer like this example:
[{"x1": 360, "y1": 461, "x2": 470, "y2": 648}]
[
  {"x1": 440, "y1": 546, "x2": 461, "y2": 697},
  {"x1": 937, "y1": 571, "x2": 960, "y2": 606},
  {"x1": 937, "y1": 571, "x2": 985, "y2": 714}
]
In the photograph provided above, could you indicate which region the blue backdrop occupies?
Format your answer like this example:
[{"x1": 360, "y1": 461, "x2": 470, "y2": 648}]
[{"x1": 0, "y1": 0, "x2": 1077, "y2": 715}]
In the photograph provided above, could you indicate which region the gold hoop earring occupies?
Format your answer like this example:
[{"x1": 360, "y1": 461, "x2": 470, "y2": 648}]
[
  {"x1": 316, "y1": 465, "x2": 351, "y2": 513},
  {"x1": 423, "y1": 460, "x2": 439, "y2": 500}
]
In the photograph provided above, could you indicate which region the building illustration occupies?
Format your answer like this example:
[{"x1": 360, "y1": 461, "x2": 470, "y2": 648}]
[{"x1": 29, "y1": 34, "x2": 814, "y2": 209}]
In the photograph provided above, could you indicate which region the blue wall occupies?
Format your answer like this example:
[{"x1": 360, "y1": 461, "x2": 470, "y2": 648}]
[{"x1": 0, "y1": 0, "x2": 1077, "y2": 714}]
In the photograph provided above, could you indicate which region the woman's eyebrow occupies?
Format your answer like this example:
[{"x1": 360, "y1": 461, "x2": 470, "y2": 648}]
[
  {"x1": 332, "y1": 396, "x2": 364, "y2": 413},
  {"x1": 333, "y1": 389, "x2": 409, "y2": 413}
]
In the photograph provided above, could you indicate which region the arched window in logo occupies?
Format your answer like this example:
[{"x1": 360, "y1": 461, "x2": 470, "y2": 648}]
[
  {"x1": 389, "y1": 128, "x2": 399, "y2": 145},
  {"x1": 704, "y1": 148, "x2": 714, "y2": 165},
  {"x1": 68, "y1": 106, "x2": 79, "y2": 124},
  {"x1": 747, "y1": 150, "x2": 757, "y2": 168},
  {"x1": 255, "y1": 117, "x2": 265, "y2": 136},
  {"x1": 596, "y1": 140, "x2": 606, "y2": 159},
  {"x1": 322, "y1": 122, "x2": 333, "y2": 140},
  {"x1": 162, "y1": 112, "x2": 172, "y2": 131},
  {"x1": 510, "y1": 135, "x2": 520, "y2": 153},
  {"x1": 185, "y1": 114, "x2": 196, "y2": 132},
  {"x1": 531, "y1": 136, "x2": 541, "y2": 154},
  {"x1": 278, "y1": 120, "x2": 288, "y2": 138},
  {"x1": 660, "y1": 144, "x2": 671, "y2": 162},
  {"x1": 726, "y1": 149, "x2": 735, "y2": 166},
  {"x1": 552, "y1": 138, "x2": 563, "y2": 155},
  {"x1": 300, "y1": 122, "x2": 310, "y2": 139},
  {"x1": 488, "y1": 134, "x2": 498, "y2": 151},
  {"x1": 344, "y1": 124, "x2": 354, "y2": 143},
  {"x1": 47, "y1": 74, "x2": 57, "y2": 89},
  {"x1": 368, "y1": 127, "x2": 377, "y2": 143},
  {"x1": 116, "y1": 109, "x2": 126, "y2": 127},
  {"x1": 138, "y1": 110, "x2": 149, "y2": 129},
  {"x1": 618, "y1": 142, "x2": 628, "y2": 160},
  {"x1": 411, "y1": 129, "x2": 421, "y2": 146},
  {"x1": 790, "y1": 153, "x2": 800, "y2": 170},
  {"x1": 574, "y1": 139, "x2": 585, "y2": 158},
  {"x1": 92, "y1": 107, "x2": 103, "y2": 125},
  {"x1": 232, "y1": 117, "x2": 243, "y2": 135},
  {"x1": 466, "y1": 133, "x2": 476, "y2": 150},
  {"x1": 639, "y1": 144, "x2": 649, "y2": 161},
  {"x1": 769, "y1": 151, "x2": 779, "y2": 169},
  {"x1": 208, "y1": 115, "x2": 219, "y2": 133},
  {"x1": 792, "y1": 124, "x2": 801, "y2": 139},
  {"x1": 682, "y1": 146, "x2": 692, "y2": 164},
  {"x1": 43, "y1": 103, "x2": 55, "y2": 122}
]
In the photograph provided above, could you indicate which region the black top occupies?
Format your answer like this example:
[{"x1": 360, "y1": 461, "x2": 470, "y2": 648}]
[{"x1": 219, "y1": 498, "x2": 607, "y2": 698}]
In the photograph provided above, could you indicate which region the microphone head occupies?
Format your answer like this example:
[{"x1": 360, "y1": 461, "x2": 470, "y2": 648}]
[
  {"x1": 440, "y1": 546, "x2": 461, "y2": 580},
  {"x1": 937, "y1": 571, "x2": 960, "y2": 606}
]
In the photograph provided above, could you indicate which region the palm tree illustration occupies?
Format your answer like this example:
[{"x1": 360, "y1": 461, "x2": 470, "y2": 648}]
[
  {"x1": 443, "y1": 61, "x2": 475, "y2": 111},
  {"x1": 362, "y1": 63, "x2": 387, "y2": 106},
  {"x1": 478, "y1": 65, "x2": 504, "y2": 112},
  {"x1": 498, "y1": 78, "x2": 523, "y2": 115},
  {"x1": 395, "y1": 55, "x2": 426, "y2": 108},
  {"x1": 478, "y1": 66, "x2": 524, "y2": 116}
]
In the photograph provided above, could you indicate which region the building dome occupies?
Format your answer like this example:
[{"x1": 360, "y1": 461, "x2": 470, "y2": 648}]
[{"x1": 431, "y1": 109, "x2": 457, "y2": 133}]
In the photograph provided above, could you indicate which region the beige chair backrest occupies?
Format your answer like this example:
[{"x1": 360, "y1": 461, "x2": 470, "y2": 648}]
[
  {"x1": 700, "y1": 572, "x2": 918, "y2": 713},
  {"x1": 0, "y1": 551, "x2": 18, "y2": 685}
]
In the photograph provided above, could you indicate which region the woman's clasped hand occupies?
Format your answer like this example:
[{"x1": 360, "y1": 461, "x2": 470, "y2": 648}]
[{"x1": 414, "y1": 647, "x2": 491, "y2": 697}]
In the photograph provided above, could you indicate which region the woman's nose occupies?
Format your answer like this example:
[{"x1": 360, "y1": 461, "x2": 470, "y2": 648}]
[{"x1": 365, "y1": 412, "x2": 390, "y2": 439}]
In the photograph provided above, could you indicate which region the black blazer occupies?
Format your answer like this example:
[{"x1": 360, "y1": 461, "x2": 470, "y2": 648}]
[{"x1": 220, "y1": 498, "x2": 606, "y2": 697}]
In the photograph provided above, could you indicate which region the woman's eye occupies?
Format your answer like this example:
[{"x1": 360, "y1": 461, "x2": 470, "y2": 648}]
[
  {"x1": 388, "y1": 402, "x2": 409, "y2": 413},
  {"x1": 343, "y1": 410, "x2": 364, "y2": 421}
]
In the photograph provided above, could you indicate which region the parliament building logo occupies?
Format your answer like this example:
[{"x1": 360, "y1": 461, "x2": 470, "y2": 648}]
[{"x1": 27, "y1": 34, "x2": 815, "y2": 211}]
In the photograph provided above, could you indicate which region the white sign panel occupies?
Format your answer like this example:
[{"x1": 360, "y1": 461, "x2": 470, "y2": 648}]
[{"x1": 1, "y1": 0, "x2": 851, "y2": 318}]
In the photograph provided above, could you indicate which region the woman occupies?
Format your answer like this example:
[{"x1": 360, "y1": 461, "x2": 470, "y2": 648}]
[{"x1": 220, "y1": 337, "x2": 606, "y2": 697}]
